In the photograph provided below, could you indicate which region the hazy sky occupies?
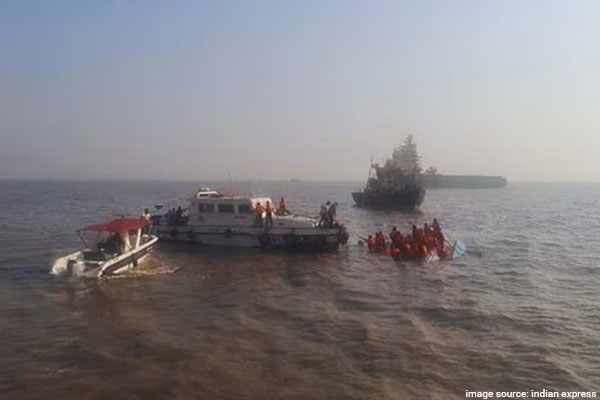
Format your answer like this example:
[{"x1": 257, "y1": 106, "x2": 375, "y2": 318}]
[{"x1": 1, "y1": 0, "x2": 599, "y2": 182}]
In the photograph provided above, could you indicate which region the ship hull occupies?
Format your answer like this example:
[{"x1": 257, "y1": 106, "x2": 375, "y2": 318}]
[
  {"x1": 352, "y1": 187, "x2": 425, "y2": 210},
  {"x1": 421, "y1": 175, "x2": 507, "y2": 189},
  {"x1": 154, "y1": 225, "x2": 349, "y2": 250}
]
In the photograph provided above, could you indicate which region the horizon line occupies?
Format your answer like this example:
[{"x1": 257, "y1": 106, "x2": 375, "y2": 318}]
[{"x1": 1, "y1": 178, "x2": 599, "y2": 185}]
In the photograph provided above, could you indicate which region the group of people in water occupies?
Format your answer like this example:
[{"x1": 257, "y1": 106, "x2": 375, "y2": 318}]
[{"x1": 366, "y1": 219, "x2": 450, "y2": 260}]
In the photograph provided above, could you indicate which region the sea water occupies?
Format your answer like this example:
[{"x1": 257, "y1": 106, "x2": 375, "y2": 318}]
[{"x1": 0, "y1": 180, "x2": 598, "y2": 399}]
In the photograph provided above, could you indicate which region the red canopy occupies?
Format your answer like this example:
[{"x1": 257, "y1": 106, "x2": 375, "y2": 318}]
[{"x1": 79, "y1": 218, "x2": 149, "y2": 234}]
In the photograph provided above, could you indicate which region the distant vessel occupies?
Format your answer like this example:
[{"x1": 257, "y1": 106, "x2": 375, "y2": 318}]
[
  {"x1": 352, "y1": 135, "x2": 425, "y2": 211},
  {"x1": 153, "y1": 188, "x2": 349, "y2": 250},
  {"x1": 421, "y1": 174, "x2": 507, "y2": 189}
]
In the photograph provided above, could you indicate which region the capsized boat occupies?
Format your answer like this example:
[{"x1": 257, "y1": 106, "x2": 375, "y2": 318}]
[
  {"x1": 392, "y1": 241, "x2": 467, "y2": 262},
  {"x1": 153, "y1": 188, "x2": 349, "y2": 250},
  {"x1": 51, "y1": 218, "x2": 158, "y2": 278}
]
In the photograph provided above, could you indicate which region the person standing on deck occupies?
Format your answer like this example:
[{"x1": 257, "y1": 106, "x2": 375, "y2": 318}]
[
  {"x1": 278, "y1": 198, "x2": 286, "y2": 212},
  {"x1": 141, "y1": 208, "x2": 152, "y2": 234},
  {"x1": 254, "y1": 202, "x2": 265, "y2": 227},
  {"x1": 265, "y1": 201, "x2": 274, "y2": 227},
  {"x1": 327, "y1": 202, "x2": 337, "y2": 227},
  {"x1": 318, "y1": 202, "x2": 329, "y2": 227},
  {"x1": 175, "y1": 206, "x2": 183, "y2": 225}
]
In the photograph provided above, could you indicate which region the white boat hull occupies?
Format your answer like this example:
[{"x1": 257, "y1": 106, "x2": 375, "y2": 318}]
[{"x1": 51, "y1": 235, "x2": 158, "y2": 278}]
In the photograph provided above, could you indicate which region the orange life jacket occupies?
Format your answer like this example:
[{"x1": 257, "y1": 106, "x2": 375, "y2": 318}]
[{"x1": 367, "y1": 238, "x2": 377, "y2": 251}]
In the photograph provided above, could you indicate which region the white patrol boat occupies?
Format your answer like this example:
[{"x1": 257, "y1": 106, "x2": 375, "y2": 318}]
[
  {"x1": 153, "y1": 188, "x2": 349, "y2": 250},
  {"x1": 51, "y1": 218, "x2": 158, "y2": 278}
]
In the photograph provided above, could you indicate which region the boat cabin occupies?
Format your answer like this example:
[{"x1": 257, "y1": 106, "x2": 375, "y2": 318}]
[
  {"x1": 186, "y1": 189, "x2": 314, "y2": 229},
  {"x1": 78, "y1": 218, "x2": 151, "y2": 261},
  {"x1": 189, "y1": 194, "x2": 275, "y2": 227}
]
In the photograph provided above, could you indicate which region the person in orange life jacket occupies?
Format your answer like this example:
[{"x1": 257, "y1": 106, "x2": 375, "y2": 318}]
[
  {"x1": 376, "y1": 231, "x2": 387, "y2": 252},
  {"x1": 423, "y1": 223, "x2": 431, "y2": 236},
  {"x1": 389, "y1": 227, "x2": 399, "y2": 243},
  {"x1": 396, "y1": 233, "x2": 405, "y2": 255},
  {"x1": 412, "y1": 225, "x2": 420, "y2": 241},
  {"x1": 395, "y1": 232, "x2": 404, "y2": 243},
  {"x1": 395, "y1": 233, "x2": 406, "y2": 257},
  {"x1": 390, "y1": 227, "x2": 402, "y2": 254},
  {"x1": 367, "y1": 235, "x2": 377, "y2": 252},
  {"x1": 420, "y1": 243, "x2": 428, "y2": 258},
  {"x1": 413, "y1": 234, "x2": 423, "y2": 258},
  {"x1": 432, "y1": 218, "x2": 444, "y2": 242},
  {"x1": 277, "y1": 197, "x2": 288, "y2": 215},
  {"x1": 254, "y1": 202, "x2": 265, "y2": 227},
  {"x1": 404, "y1": 235, "x2": 414, "y2": 258},
  {"x1": 390, "y1": 233, "x2": 401, "y2": 257},
  {"x1": 421, "y1": 228, "x2": 433, "y2": 250},
  {"x1": 265, "y1": 201, "x2": 274, "y2": 227}
]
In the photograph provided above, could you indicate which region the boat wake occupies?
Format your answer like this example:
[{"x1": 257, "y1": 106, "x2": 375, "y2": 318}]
[
  {"x1": 50, "y1": 256, "x2": 69, "y2": 276},
  {"x1": 50, "y1": 253, "x2": 179, "y2": 280},
  {"x1": 50, "y1": 254, "x2": 98, "y2": 279},
  {"x1": 111, "y1": 257, "x2": 180, "y2": 279}
]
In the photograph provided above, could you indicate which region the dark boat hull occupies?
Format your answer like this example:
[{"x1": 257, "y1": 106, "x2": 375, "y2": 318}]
[
  {"x1": 421, "y1": 174, "x2": 507, "y2": 189},
  {"x1": 352, "y1": 187, "x2": 425, "y2": 210},
  {"x1": 154, "y1": 224, "x2": 349, "y2": 250}
]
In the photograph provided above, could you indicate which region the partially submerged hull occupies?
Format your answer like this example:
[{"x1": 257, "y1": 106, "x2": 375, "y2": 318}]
[
  {"x1": 390, "y1": 241, "x2": 466, "y2": 262},
  {"x1": 422, "y1": 174, "x2": 507, "y2": 189},
  {"x1": 154, "y1": 225, "x2": 348, "y2": 250},
  {"x1": 352, "y1": 186, "x2": 425, "y2": 211}
]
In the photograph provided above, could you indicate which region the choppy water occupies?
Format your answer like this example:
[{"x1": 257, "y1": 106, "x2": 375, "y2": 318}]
[{"x1": 1, "y1": 180, "x2": 599, "y2": 399}]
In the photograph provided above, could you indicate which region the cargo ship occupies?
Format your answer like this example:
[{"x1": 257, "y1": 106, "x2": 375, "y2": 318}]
[{"x1": 352, "y1": 136, "x2": 425, "y2": 211}]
